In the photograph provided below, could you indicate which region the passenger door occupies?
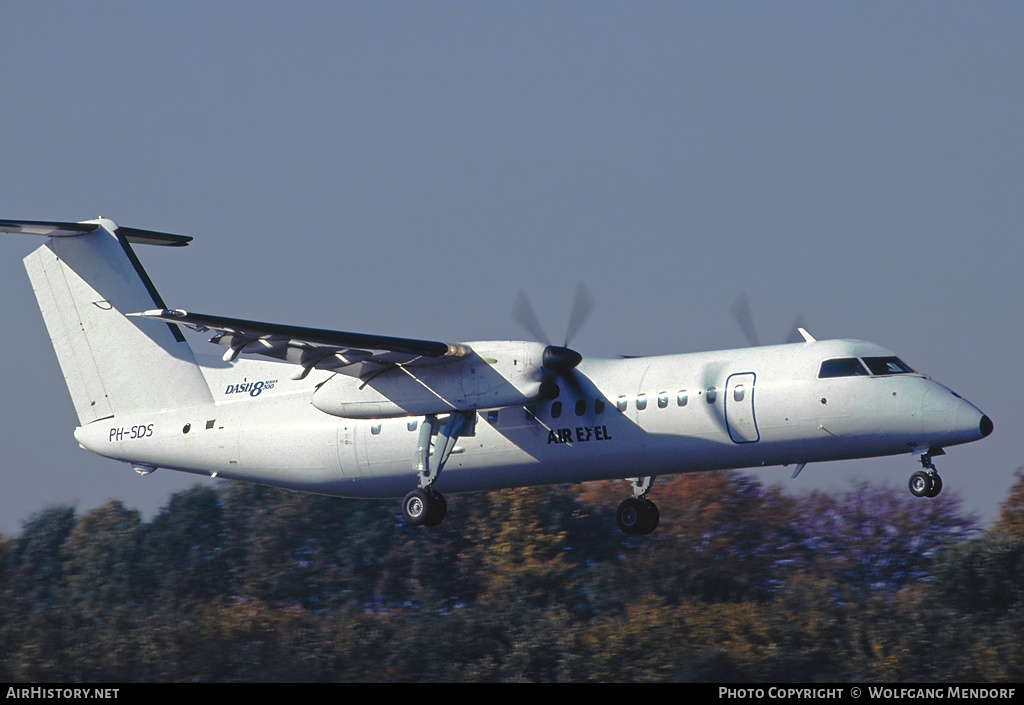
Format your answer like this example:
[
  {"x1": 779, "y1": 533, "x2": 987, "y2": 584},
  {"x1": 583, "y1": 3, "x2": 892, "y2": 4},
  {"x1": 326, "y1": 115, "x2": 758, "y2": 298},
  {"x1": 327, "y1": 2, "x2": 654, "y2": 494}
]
[{"x1": 725, "y1": 372, "x2": 759, "y2": 443}]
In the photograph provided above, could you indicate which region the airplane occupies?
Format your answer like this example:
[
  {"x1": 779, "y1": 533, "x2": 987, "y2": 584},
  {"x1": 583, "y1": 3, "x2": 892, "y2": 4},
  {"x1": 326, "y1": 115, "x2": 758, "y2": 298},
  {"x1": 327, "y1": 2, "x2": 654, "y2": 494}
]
[{"x1": 2, "y1": 217, "x2": 993, "y2": 535}]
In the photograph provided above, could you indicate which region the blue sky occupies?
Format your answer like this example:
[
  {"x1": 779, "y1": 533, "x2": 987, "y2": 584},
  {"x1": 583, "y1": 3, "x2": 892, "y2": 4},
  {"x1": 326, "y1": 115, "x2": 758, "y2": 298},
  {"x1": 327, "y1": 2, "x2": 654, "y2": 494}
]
[{"x1": 1, "y1": 2, "x2": 1021, "y2": 535}]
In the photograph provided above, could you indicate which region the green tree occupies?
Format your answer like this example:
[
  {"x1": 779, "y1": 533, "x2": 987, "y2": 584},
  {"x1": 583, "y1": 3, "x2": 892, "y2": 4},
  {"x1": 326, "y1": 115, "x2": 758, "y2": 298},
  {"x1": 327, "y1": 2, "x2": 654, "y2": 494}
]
[
  {"x1": 137, "y1": 485, "x2": 226, "y2": 607},
  {"x1": 928, "y1": 529, "x2": 1024, "y2": 621},
  {"x1": 12, "y1": 505, "x2": 75, "y2": 606},
  {"x1": 60, "y1": 500, "x2": 142, "y2": 612},
  {"x1": 217, "y1": 483, "x2": 398, "y2": 609}
]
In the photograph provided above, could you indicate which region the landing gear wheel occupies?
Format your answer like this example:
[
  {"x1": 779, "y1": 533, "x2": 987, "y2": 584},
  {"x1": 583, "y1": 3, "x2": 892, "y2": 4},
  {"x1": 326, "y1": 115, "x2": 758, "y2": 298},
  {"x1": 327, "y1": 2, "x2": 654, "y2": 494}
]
[
  {"x1": 640, "y1": 499, "x2": 660, "y2": 533},
  {"x1": 402, "y1": 488, "x2": 430, "y2": 525},
  {"x1": 926, "y1": 472, "x2": 942, "y2": 498},
  {"x1": 617, "y1": 497, "x2": 643, "y2": 534},
  {"x1": 909, "y1": 471, "x2": 931, "y2": 498},
  {"x1": 616, "y1": 497, "x2": 660, "y2": 535},
  {"x1": 402, "y1": 488, "x2": 448, "y2": 527},
  {"x1": 423, "y1": 491, "x2": 447, "y2": 527}
]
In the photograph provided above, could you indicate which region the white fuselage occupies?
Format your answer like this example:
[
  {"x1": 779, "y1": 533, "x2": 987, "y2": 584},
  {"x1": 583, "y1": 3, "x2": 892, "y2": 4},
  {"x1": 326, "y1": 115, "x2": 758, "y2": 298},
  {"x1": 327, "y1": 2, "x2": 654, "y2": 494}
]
[{"x1": 73, "y1": 337, "x2": 989, "y2": 499}]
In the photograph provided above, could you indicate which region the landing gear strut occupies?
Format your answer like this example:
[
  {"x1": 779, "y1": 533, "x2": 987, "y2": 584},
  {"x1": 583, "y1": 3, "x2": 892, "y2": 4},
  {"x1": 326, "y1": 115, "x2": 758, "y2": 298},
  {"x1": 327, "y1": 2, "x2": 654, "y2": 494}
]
[
  {"x1": 909, "y1": 450, "x2": 943, "y2": 498},
  {"x1": 401, "y1": 411, "x2": 472, "y2": 527},
  {"x1": 617, "y1": 476, "x2": 660, "y2": 535}
]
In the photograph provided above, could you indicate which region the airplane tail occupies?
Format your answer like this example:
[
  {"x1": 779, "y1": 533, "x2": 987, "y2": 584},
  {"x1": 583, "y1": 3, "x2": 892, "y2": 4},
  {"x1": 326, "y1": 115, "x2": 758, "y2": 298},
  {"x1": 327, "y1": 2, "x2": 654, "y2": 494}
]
[{"x1": 6, "y1": 218, "x2": 214, "y2": 424}]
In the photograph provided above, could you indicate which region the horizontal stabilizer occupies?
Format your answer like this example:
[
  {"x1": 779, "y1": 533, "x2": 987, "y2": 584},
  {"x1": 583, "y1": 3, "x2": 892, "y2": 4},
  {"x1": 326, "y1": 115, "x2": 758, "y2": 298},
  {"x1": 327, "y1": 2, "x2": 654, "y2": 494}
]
[{"x1": 0, "y1": 219, "x2": 191, "y2": 247}]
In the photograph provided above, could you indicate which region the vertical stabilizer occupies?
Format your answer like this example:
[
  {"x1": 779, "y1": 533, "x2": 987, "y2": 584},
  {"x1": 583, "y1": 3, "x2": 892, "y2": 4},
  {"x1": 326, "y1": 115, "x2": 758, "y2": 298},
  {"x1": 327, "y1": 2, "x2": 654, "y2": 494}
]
[{"x1": 21, "y1": 221, "x2": 213, "y2": 423}]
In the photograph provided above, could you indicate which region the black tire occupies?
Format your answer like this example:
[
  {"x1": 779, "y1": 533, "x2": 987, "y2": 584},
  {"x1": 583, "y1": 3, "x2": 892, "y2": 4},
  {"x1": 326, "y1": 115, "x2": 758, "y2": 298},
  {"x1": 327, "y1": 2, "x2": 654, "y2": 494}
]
[
  {"x1": 926, "y1": 473, "x2": 943, "y2": 498},
  {"x1": 423, "y1": 490, "x2": 448, "y2": 527},
  {"x1": 638, "y1": 499, "x2": 660, "y2": 535},
  {"x1": 616, "y1": 497, "x2": 643, "y2": 534},
  {"x1": 909, "y1": 471, "x2": 931, "y2": 498},
  {"x1": 402, "y1": 488, "x2": 432, "y2": 526}
]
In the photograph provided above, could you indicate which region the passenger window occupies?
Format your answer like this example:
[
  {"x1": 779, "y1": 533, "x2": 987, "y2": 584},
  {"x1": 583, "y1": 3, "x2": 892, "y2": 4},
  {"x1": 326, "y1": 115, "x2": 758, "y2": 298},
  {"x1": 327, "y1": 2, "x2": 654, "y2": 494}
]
[
  {"x1": 819, "y1": 358, "x2": 870, "y2": 378},
  {"x1": 706, "y1": 387, "x2": 717, "y2": 403},
  {"x1": 658, "y1": 393, "x2": 668, "y2": 408},
  {"x1": 636, "y1": 394, "x2": 648, "y2": 411},
  {"x1": 734, "y1": 386, "x2": 744, "y2": 402},
  {"x1": 595, "y1": 399, "x2": 605, "y2": 414},
  {"x1": 407, "y1": 420, "x2": 418, "y2": 432},
  {"x1": 371, "y1": 424, "x2": 382, "y2": 435},
  {"x1": 487, "y1": 410, "x2": 499, "y2": 423},
  {"x1": 616, "y1": 395, "x2": 628, "y2": 411},
  {"x1": 551, "y1": 401, "x2": 562, "y2": 419},
  {"x1": 575, "y1": 399, "x2": 586, "y2": 416},
  {"x1": 677, "y1": 391, "x2": 688, "y2": 407}
]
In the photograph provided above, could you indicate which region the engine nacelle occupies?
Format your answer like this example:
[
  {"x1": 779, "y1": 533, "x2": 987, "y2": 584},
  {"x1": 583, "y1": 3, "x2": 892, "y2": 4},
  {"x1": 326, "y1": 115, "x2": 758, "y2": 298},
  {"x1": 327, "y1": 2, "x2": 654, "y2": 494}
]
[{"x1": 311, "y1": 341, "x2": 548, "y2": 419}]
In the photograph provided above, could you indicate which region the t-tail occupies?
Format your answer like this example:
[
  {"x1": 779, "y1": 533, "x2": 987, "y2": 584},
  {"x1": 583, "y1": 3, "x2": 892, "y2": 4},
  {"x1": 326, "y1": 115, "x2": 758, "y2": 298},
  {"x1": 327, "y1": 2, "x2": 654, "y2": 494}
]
[{"x1": 2, "y1": 218, "x2": 214, "y2": 424}]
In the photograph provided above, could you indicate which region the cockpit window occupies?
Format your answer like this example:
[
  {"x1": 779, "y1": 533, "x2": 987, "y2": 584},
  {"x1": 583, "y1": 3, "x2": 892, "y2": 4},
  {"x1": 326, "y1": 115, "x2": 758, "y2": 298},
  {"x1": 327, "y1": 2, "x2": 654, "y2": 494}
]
[
  {"x1": 819, "y1": 358, "x2": 870, "y2": 378},
  {"x1": 862, "y1": 356, "x2": 915, "y2": 375}
]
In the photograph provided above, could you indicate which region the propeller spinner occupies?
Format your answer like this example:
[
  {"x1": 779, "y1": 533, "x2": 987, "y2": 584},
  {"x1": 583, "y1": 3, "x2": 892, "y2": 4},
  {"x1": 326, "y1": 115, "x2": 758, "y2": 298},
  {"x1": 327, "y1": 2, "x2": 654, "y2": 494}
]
[{"x1": 513, "y1": 283, "x2": 594, "y2": 399}]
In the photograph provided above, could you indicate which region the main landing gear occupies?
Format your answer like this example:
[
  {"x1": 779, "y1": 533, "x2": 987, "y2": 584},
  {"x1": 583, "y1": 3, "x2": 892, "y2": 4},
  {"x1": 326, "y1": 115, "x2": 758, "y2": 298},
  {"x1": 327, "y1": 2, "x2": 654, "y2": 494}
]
[
  {"x1": 400, "y1": 411, "x2": 472, "y2": 527},
  {"x1": 617, "y1": 476, "x2": 660, "y2": 535},
  {"x1": 909, "y1": 450, "x2": 944, "y2": 498}
]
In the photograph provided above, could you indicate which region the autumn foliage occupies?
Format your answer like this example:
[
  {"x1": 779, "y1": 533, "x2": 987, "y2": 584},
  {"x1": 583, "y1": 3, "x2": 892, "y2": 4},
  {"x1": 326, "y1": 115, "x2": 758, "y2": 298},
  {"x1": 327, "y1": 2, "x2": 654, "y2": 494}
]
[{"x1": 1, "y1": 467, "x2": 1023, "y2": 682}]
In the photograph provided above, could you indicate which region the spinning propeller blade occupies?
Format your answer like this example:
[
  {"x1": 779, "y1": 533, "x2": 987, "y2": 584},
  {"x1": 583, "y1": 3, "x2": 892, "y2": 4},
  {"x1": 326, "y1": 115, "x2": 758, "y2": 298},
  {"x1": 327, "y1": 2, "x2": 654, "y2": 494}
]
[
  {"x1": 513, "y1": 283, "x2": 594, "y2": 399},
  {"x1": 564, "y1": 283, "x2": 595, "y2": 347},
  {"x1": 730, "y1": 293, "x2": 761, "y2": 348},
  {"x1": 513, "y1": 290, "x2": 551, "y2": 346},
  {"x1": 732, "y1": 293, "x2": 810, "y2": 347}
]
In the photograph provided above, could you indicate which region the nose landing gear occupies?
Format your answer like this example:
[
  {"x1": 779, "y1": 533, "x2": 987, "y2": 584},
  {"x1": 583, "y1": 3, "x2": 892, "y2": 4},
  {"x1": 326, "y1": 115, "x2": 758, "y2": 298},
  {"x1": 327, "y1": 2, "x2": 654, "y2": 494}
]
[
  {"x1": 617, "y1": 476, "x2": 660, "y2": 535},
  {"x1": 909, "y1": 450, "x2": 943, "y2": 498}
]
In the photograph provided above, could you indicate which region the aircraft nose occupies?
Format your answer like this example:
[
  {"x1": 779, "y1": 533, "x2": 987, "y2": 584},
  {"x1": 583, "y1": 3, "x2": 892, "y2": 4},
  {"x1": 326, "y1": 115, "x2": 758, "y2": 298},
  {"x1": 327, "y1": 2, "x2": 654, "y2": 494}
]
[
  {"x1": 980, "y1": 414, "x2": 994, "y2": 438},
  {"x1": 920, "y1": 384, "x2": 991, "y2": 447},
  {"x1": 952, "y1": 397, "x2": 992, "y2": 443}
]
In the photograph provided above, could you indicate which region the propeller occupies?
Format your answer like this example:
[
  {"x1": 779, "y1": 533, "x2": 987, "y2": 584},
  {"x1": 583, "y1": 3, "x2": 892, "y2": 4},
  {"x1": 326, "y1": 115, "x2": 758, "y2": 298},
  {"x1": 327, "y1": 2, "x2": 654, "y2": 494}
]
[
  {"x1": 513, "y1": 282, "x2": 594, "y2": 399},
  {"x1": 731, "y1": 293, "x2": 811, "y2": 347},
  {"x1": 730, "y1": 293, "x2": 761, "y2": 348}
]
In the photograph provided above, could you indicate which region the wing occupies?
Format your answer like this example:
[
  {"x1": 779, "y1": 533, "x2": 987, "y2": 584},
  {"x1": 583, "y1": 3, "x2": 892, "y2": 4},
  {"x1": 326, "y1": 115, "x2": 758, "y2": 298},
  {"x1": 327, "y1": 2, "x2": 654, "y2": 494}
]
[{"x1": 130, "y1": 309, "x2": 471, "y2": 380}]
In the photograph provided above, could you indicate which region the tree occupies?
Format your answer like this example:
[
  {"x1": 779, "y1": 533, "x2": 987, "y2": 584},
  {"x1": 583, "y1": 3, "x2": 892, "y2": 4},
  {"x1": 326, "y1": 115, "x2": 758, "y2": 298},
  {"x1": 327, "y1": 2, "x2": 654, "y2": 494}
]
[
  {"x1": 12, "y1": 505, "x2": 75, "y2": 606},
  {"x1": 928, "y1": 529, "x2": 1024, "y2": 621},
  {"x1": 137, "y1": 485, "x2": 226, "y2": 607},
  {"x1": 995, "y1": 466, "x2": 1024, "y2": 539},
  {"x1": 577, "y1": 472, "x2": 805, "y2": 604},
  {"x1": 59, "y1": 501, "x2": 142, "y2": 612},
  {"x1": 217, "y1": 483, "x2": 398, "y2": 609},
  {"x1": 797, "y1": 483, "x2": 978, "y2": 599}
]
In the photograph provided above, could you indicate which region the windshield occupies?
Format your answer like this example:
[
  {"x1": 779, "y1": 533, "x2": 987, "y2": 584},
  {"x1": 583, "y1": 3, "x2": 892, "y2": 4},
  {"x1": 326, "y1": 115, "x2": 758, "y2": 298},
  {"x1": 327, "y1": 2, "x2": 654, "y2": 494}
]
[
  {"x1": 862, "y1": 356, "x2": 916, "y2": 375},
  {"x1": 818, "y1": 358, "x2": 870, "y2": 378}
]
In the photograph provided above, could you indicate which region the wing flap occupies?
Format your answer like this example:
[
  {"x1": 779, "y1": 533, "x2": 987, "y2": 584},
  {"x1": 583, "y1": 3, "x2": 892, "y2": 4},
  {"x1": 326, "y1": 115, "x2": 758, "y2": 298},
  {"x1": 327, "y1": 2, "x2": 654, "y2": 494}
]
[{"x1": 130, "y1": 309, "x2": 472, "y2": 378}]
